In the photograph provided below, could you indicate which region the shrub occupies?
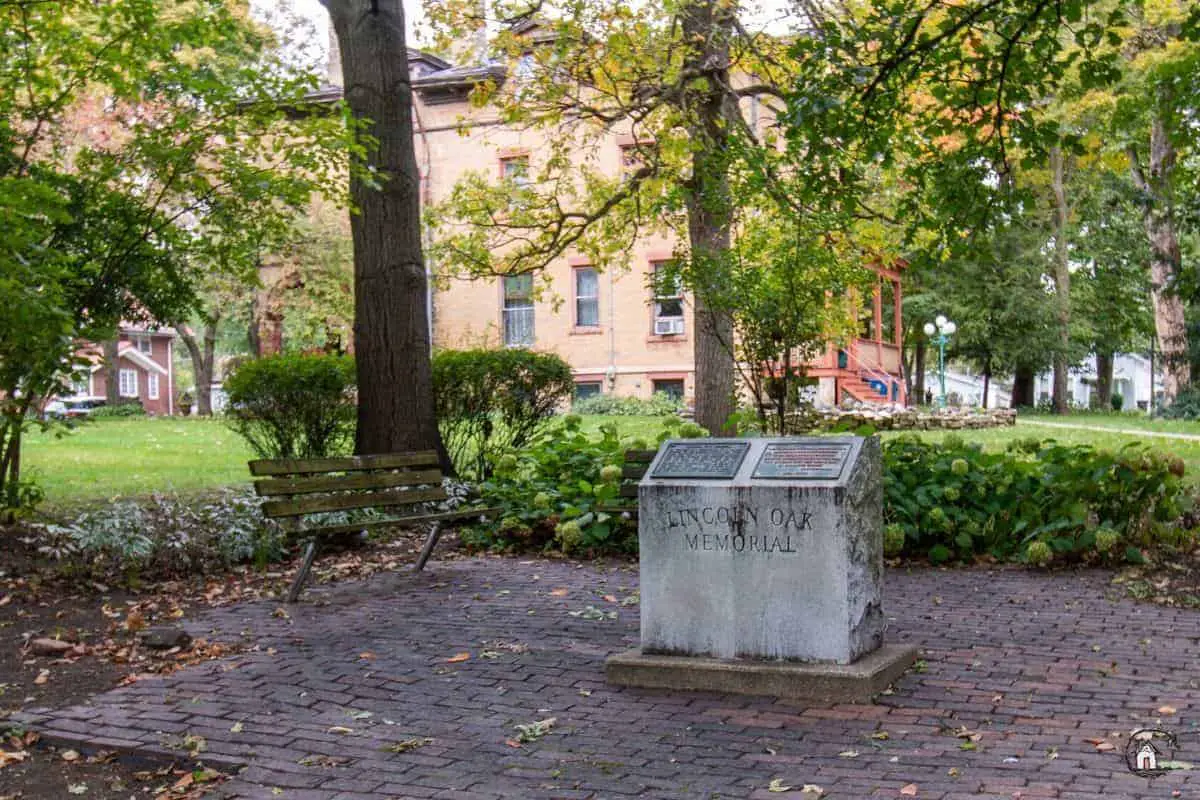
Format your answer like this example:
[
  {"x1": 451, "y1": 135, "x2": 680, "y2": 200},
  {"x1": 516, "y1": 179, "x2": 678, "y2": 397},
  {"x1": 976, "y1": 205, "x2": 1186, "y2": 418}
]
[
  {"x1": 462, "y1": 415, "x2": 698, "y2": 555},
  {"x1": 1111, "y1": 392, "x2": 1124, "y2": 412},
  {"x1": 90, "y1": 402, "x2": 146, "y2": 418},
  {"x1": 572, "y1": 392, "x2": 683, "y2": 416},
  {"x1": 224, "y1": 353, "x2": 355, "y2": 459},
  {"x1": 37, "y1": 489, "x2": 287, "y2": 585},
  {"x1": 432, "y1": 348, "x2": 574, "y2": 480},
  {"x1": 883, "y1": 434, "x2": 1190, "y2": 566},
  {"x1": 1161, "y1": 385, "x2": 1200, "y2": 420}
]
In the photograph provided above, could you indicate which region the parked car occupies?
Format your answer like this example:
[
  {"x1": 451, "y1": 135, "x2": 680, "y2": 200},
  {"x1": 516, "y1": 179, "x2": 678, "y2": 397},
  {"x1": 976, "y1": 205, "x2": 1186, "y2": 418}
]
[{"x1": 43, "y1": 397, "x2": 106, "y2": 419}]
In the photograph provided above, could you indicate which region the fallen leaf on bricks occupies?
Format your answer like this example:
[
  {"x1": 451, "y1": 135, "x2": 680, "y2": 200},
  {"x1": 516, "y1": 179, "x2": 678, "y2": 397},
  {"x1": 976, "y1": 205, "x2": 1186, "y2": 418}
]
[
  {"x1": 445, "y1": 652, "x2": 470, "y2": 663},
  {"x1": 900, "y1": 784, "x2": 918, "y2": 796},
  {"x1": 767, "y1": 778, "x2": 791, "y2": 792}
]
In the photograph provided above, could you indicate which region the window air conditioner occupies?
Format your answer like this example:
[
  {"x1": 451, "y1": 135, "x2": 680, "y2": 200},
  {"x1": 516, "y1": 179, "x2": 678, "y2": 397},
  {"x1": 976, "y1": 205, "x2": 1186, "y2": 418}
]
[{"x1": 655, "y1": 318, "x2": 684, "y2": 336}]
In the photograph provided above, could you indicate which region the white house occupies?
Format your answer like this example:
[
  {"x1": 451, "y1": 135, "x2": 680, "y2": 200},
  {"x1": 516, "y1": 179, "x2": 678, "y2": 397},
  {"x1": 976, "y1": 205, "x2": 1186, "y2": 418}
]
[
  {"x1": 921, "y1": 368, "x2": 1013, "y2": 409},
  {"x1": 1032, "y1": 353, "x2": 1160, "y2": 411}
]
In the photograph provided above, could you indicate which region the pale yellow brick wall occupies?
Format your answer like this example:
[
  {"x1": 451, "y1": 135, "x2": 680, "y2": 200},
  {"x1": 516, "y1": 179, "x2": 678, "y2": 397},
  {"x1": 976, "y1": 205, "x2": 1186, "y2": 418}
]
[{"x1": 416, "y1": 88, "x2": 700, "y2": 402}]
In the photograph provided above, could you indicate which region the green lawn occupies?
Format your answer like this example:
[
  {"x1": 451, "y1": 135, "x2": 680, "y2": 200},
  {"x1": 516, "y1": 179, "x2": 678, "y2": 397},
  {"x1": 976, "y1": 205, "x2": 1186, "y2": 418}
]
[
  {"x1": 21, "y1": 413, "x2": 1200, "y2": 508},
  {"x1": 1018, "y1": 412, "x2": 1200, "y2": 436},
  {"x1": 24, "y1": 417, "x2": 254, "y2": 506}
]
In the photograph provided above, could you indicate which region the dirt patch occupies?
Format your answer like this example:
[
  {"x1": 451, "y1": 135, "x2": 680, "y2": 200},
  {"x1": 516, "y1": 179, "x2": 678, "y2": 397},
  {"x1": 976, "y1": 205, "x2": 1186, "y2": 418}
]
[{"x1": 1115, "y1": 542, "x2": 1200, "y2": 607}]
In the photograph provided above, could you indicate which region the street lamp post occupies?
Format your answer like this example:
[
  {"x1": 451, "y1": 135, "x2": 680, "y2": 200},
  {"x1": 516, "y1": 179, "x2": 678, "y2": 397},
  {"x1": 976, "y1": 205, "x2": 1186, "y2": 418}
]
[{"x1": 923, "y1": 315, "x2": 957, "y2": 408}]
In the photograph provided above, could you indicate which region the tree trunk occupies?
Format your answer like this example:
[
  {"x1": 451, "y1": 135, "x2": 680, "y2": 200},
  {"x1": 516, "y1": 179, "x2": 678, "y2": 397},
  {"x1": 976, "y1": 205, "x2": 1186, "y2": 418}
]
[
  {"x1": 981, "y1": 356, "x2": 991, "y2": 410},
  {"x1": 248, "y1": 295, "x2": 263, "y2": 357},
  {"x1": 912, "y1": 338, "x2": 926, "y2": 407},
  {"x1": 1095, "y1": 350, "x2": 1114, "y2": 409},
  {"x1": 1050, "y1": 145, "x2": 1071, "y2": 415},
  {"x1": 103, "y1": 338, "x2": 121, "y2": 404},
  {"x1": 177, "y1": 317, "x2": 219, "y2": 416},
  {"x1": 1011, "y1": 365, "x2": 1035, "y2": 408},
  {"x1": 321, "y1": 0, "x2": 445, "y2": 459},
  {"x1": 681, "y1": 0, "x2": 738, "y2": 435},
  {"x1": 1129, "y1": 111, "x2": 1189, "y2": 402}
]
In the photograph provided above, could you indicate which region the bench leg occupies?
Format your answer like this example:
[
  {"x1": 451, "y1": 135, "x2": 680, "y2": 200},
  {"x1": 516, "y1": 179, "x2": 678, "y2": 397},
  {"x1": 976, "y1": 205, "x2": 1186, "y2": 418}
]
[
  {"x1": 414, "y1": 522, "x2": 443, "y2": 572},
  {"x1": 287, "y1": 539, "x2": 320, "y2": 603}
]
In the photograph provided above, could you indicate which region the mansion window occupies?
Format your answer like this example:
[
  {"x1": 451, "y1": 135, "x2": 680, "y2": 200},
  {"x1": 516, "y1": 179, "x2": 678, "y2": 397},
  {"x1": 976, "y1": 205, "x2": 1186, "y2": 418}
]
[
  {"x1": 574, "y1": 267, "x2": 599, "y2": 328},
  {"x1": 118, "y1": 369, "x2": 138, "y2": 398},
  {"x1": 651, "y1": 262, "x2": 684, "y2": 336},
  {"x1": 574, "y1": 381, "x2": 602, "y2": 402},
  {"x1": 147, "y1": 373, "x2": 160, "y2": 400},
  {"x1": 502, "y1": 274, "x2": 535, "y2": 347},
  {"x1": 501, "y1": 155, "x2": 530, "y2": 187},
  {"x1": 652, "y1": 379, "x2": 685, "y2": 401},
  {"x1": 134, "y1": 335, "x2": 152, "y2": 354}
]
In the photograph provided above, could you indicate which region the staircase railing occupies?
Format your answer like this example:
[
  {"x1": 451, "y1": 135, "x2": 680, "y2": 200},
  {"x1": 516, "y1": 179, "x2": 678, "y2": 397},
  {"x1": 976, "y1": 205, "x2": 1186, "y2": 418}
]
[{"x1": 841, "y1": 346, "x2": 903, "y2": 403}]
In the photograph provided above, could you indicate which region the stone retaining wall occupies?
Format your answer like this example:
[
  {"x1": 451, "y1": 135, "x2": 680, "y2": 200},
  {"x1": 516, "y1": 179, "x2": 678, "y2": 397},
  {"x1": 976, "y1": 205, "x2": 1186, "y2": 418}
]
[{"x1": 785, "y1": 406, "x2": 1018, "y2": 433}]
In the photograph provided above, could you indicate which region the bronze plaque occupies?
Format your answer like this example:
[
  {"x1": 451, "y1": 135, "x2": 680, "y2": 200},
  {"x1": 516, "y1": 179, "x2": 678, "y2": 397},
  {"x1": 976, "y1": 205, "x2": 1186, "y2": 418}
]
[
  {"x1": 649, "y1": 442, "x2": 751, "y2": 480},
  {"x1": 752, "y1": 441, "x2": 851, "y2": 480}
]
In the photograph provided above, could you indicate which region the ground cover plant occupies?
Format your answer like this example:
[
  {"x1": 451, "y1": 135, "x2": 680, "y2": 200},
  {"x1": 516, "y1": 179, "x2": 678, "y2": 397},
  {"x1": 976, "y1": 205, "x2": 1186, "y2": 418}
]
[
  {"x1": 462, "y1": 414, "x2": 706, "y2": 556},
  {"x1": 883, "y1": 434, "x2": 1190, "y2": 566}
]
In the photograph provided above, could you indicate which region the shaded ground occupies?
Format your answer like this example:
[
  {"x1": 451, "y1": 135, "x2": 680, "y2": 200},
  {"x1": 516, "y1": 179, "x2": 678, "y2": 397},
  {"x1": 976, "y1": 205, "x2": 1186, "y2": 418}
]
[
  {"x1": 0, "y1": 528, "x2": 454, "y2": 798},
  {"x1": 12, "y1": 557, "x2": 1200, "y2": 799}
]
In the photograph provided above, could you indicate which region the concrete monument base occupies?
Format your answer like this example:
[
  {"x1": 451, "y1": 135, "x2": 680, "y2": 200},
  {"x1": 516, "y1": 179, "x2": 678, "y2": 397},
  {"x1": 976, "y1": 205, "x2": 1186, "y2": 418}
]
[{"x1": 606, "y1": 644, "x2": 919, "y2": 703}]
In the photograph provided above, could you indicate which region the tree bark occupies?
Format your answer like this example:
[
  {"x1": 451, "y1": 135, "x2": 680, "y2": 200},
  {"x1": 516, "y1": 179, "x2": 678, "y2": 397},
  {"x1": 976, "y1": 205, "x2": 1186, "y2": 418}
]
[
  {"x1": 103, "y1": 338, "x2": 120, "y2": 404},
  {"x1": 912, "y1": 338, "x2": 926, "y2": 407},
  {"x1": 177, "y1": 317, "x2": 219, "y2": 416},
  {"x1": 1011, "y1": 365, "x2": 1035, "y2": 408},
  {"x1": 981, "y1": 356, "x2": 991, "y2": 410},
  {"x1": 248, "y1": 294, "x2": 263, "y2": 357},
  {"x1": 1049, "y1": 145, "x2": 1071, "y2": 415},
  {"x1": 1095, "y1": 350, "x2": 1114, "y2": 409},
  {"x1": 321, "y1": 0, "x2": 445, "y2": 458},
  {"x1": 1128, "y1": 110, "x2": 1189, "y2": 402},
  {"x1": 681, "y1": 0, "x2": 738, "y2": 435}
]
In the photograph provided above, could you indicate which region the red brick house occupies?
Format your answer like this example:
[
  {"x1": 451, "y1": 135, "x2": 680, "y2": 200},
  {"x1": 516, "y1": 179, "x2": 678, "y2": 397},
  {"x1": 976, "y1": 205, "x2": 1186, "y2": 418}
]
[{"x1": 70, "y1": 326, "x2": 177, "y2": 415}]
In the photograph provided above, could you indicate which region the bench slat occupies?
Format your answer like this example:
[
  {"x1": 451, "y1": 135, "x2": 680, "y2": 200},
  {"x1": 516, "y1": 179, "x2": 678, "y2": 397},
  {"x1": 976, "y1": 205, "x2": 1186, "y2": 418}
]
[
  {"x1": 619, "y1": 484, "x2": 639, "y2": 499},
  {"x1": 255, "y1": 469, "x2": 444, "y2": 497},
  {"x1": 263, "y1": 487, "x2": 447, "y2": 518},
  {"x1": 249, "y1": 451, "x2": 440, "y2": 476},
  {"x1": 623, "y1": 449, "x2": 657, "y2": 463},
  {"x1": 621, "y1": 464, "x2": 649, "y2": 480},
  {"x1": 298, "y1": 506, "x2": 501, "y2": 538}
]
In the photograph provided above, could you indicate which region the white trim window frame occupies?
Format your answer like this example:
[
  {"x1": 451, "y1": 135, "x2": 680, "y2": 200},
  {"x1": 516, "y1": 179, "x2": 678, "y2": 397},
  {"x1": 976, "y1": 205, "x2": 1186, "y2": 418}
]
[
  {"x1": 118, "y1": 368, "x2": 138, "y2": 398},
  {"x1": 147, "y1": 373, "x2": 160, "y2": 400},
  {"x1": 574, "y1": 267, "x2": 600, "y2": 328},
  {"x1": 651, "y1": 262, "x2": 685, "y2": 335},
  {"x1": 134, "y1": 335, "x2": 153, "y2": 354}
]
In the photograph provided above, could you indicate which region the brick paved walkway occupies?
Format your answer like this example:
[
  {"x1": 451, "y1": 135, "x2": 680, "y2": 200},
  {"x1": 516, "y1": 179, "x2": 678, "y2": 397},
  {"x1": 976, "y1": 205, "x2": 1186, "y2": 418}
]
[{"x1": 17, "y1": 558, "x2": 1200, "y2": 799}]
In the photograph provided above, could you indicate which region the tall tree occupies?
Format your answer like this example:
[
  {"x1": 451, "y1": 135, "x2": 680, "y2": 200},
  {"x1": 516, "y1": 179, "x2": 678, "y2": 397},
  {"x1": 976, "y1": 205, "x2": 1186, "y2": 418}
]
[
  {"x1": 424, "y1": 1, "x2": 807, "y2": 434},
  {"x1": 319, "y1": 0, "x2": 445, "y2": 457},
  {"x1": 781, "y1": 0, "x2": 1200, "y2": 405},
  {"x1": 1049, "y1": 145, "x2": 1073, "y2": 414},
  {"x1": 0, "y1": 0, "x2": 352, "y2": 507}
]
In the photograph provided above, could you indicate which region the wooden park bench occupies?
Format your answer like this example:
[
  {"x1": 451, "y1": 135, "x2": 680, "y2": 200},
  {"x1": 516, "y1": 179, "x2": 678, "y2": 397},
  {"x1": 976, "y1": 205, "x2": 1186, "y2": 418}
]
[
  {"x1": 597, "y1": 449, "x2": 656, "y2": 522},
  {"x1": 250, "y1": 451, "x2": 499, "y2": 603}
]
